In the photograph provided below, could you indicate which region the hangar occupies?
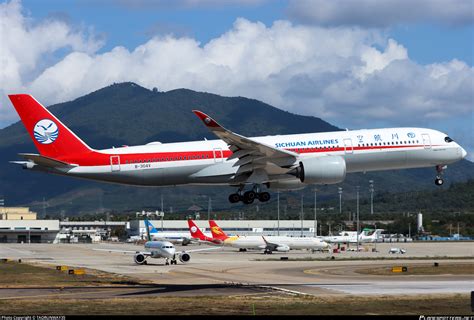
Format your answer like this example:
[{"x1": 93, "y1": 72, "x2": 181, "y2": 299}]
[{"x1": 0, "y1": 219, "x2": 60, "y2": 243}]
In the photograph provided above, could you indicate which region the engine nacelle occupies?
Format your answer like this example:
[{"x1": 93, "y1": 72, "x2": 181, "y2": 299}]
[
  {"x1": 179, "y1": 252, "x2": 191, "y2": 263},
  {"x1": 276, "y1": 244, "x2": 290, "y2": 252},
  {"x1": 266, "y1": 179, "x2": 306, "y2": 191},
  {"x1": 296, "y1": 156, "x2": 346, "y2": 184},
  {"x1": 134, "y1": 253, "x2": 146, "y2": 265}
]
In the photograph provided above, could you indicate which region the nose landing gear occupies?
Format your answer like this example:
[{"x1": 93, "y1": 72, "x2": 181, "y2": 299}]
[
  {"x1": 228, "y1": 185, "x2": 271, "y2": 204},
  {"x1": 435, "y1": 165, "x2": 447, "y2": 186}
]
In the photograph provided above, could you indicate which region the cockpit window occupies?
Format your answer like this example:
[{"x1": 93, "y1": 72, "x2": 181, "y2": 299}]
[{"x1": 445, "y1": 137, "x2": 454, "y2": 143}]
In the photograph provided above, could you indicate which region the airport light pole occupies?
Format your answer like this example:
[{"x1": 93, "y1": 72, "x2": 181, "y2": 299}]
[
  {"x1": 356, "y1": 186, "x2": 360, "y2": 253},
  {"x1": 277, "y1": 191, "x2": 280, "y2": 236},
  {"x1": 369, "y1": 180, "x2": 374, "y2": 215},
  {"x1": 313, "y1": 188, "x2": 317, "y2": 237},
  {"x1": 373, "y1": 222, "x2": 378, "y2": 252},
  {"x1": 338, "y1": 187, "x2": 343, "y2": 215},
  {"x1": 207, "y1": 196, "x2": 212, "y2": 221},
  {"x1": 300, "y1": 194, "x2": 304, "y2": 237}
]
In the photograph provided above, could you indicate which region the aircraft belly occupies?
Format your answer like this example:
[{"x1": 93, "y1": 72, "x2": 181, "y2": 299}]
[
  {"x1": 67, "y1": 162, "x2": 233, "y2": 186},
  {"x1": 346, "y1": 147, "x2": 460, "y2": 173},
  {"x1": 408, "y1": 147, "x2": 460, "y2": 166},
  {"x1": 345, "y1": 150, "x2": 407, "y2": 172}
]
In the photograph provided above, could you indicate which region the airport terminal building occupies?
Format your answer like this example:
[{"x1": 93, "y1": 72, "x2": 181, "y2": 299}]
[{"x1": 129, "y1": 220, "x2": 321, "y2": 238}]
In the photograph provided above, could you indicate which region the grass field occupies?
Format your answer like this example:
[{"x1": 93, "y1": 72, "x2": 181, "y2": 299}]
[
  {"x1": 356, "y1": 263, "x2": 474, "y2": 276},
  {"x1": 0, "y1": 260, "x2": 472, "y2": 315},
  {"x1": 0, "y1": 260, "x2": 141, "y2": 287},
  {"x1": 0, "y1": 294, "x2": 471, "y2": 315}
]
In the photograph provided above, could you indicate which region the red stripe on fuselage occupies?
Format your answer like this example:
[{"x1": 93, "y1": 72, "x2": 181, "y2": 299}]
[{"x1": 55, "y1": 144, "x2": 431, "y2": 167}]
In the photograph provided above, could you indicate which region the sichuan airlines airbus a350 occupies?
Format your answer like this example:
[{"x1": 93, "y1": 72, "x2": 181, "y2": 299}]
[{"x1": 8, "y1": 94, "x2": 467, "y2": 204}]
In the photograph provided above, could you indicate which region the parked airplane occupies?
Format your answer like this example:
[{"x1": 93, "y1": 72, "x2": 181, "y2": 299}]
[
  {"x1": 144, "y1": 219, "x2": 206, "y2": 245},
  {"x1": 388, "y1": 247, "x2": 407, "y2": 254},
  {"x1": 9, "y1": 94, "x2": 467, "y2": 204},
  {"x1": 323, "y1": 228, "x2": 384, "y2": 244},
  {"x1": 187, "y1": 219, "x2": 226, "y2": 245},
  {"x1": 202, "y1": 220, "x2": 328, "y2": 254},
  {"x1": 95, "y1": 220, "x2": 214, "y2": 265}
]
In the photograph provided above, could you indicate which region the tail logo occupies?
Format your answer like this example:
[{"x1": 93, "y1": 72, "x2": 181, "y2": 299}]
[
  {"x1": 190, "y1": 226, "x2": 197, "y2": 233},
  {"x1": 211, "y1": 226, "x2": 222, "y2": 235},
  {"x1": 33, "y1": 119, "x2": 58, "y2": 144}
]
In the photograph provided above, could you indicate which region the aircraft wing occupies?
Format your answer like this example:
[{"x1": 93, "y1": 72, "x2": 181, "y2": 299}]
[
  {"x1": 93, "y1": 248, "x2": 152, "y2": 256},
  {"x1": 261, "y1": 236, "x2": 283, "y2": 251},
  {"x1": 193, "y1": 110, "x2": 298, "y2": 183},
  {"x1": 182, "y1": 247, "x2": 222, "y2": 253}
]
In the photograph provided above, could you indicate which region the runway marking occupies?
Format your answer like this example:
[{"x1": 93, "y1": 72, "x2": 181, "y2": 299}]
[
  {"x1": 256, "y1": 285, "x2": 315, "y2": 297},
  {"x1": 227, "y1": 292, "x2": 279, "y2": 298}
]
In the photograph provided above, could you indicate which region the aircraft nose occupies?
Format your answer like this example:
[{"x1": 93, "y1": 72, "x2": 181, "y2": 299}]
[{"x1": 461, "y1": 147, "x2": 467, "y2": 159}]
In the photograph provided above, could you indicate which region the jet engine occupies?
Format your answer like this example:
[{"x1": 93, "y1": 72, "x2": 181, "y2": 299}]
[
  {"x1": 179, "y1": 252, "x2": 191, "y2": 263},
  {"x1": 133, "y1": 253, "x2": 146, "y2": 265},
  {"x1": 293, "y1": 156, "x2": 346, "y2": 184},
  {"x1": 266, "y1": 179, "x2": 305, "y2": 191},
  {"x1": 276, "y1": 244, "x2": 290, "y2": 252}
]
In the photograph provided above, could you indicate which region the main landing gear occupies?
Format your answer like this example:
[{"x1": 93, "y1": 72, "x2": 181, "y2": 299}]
[
  {"x1": 228, "y1": 185, "x2": 271, "y2": 204},
  {"x1": 435, "y1": 165, "x2": 447, "y2": 186}
]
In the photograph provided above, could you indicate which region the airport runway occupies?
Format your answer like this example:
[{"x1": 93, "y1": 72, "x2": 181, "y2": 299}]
[{"x1": 0, "y1": 242, "x2": 472, "y2": 297}]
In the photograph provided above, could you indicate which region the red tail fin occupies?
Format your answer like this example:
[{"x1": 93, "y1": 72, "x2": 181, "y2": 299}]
[
  {"x1": 187, "y1": 219, "x2": 207, "y2": 240},
  {"x1": 209, "y1": 220, "x2": 228, "y2": 239},
  {"x1": 8, "y1": 94, "x2": 92, "y2": 159}
]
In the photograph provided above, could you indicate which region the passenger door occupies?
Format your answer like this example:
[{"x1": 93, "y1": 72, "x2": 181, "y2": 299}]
[
  {"x1": 422, "y1": 134, "x2": 431, "y2": 149},
  {"x1": 213, "y1": 148, "x2": 223, "y2": 163},
  {"x1": 110, "y1": 156, "x2": 121, "y2": 172},
  {"x1": 343, "y1": 138, "x2": 353, "y2": 154}
]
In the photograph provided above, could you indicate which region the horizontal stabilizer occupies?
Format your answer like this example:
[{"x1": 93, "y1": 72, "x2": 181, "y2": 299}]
[{"x1": 18, "y1": 153, "x2": 76, "y2": 168}]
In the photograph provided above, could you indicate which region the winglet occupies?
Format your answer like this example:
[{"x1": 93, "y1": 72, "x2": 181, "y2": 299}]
[{"x1": 192, "y1": 110, "x2": 224, "y2": 130}]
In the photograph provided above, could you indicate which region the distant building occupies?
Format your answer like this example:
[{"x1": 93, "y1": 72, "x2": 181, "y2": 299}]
[
  {"x1": 0, "y1": 207, "x2": 37, "y2": 220},
  {"x1": 342, "y1": 220, "x2": 394, "y2": 227},
  {"x1": 129, "y1": 220, "x2": 321, "y2": 238},
  {"x1": 0, "y1": 220, "x2": 59, "y2": 243}
]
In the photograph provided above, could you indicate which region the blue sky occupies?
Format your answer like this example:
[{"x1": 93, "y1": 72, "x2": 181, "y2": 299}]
[
  {"x1": 1, "y1": 0, "x2": 473, "y2": 159},
  {"x1": 21, "y1": 0, "x2": 473, "y2": 64}
]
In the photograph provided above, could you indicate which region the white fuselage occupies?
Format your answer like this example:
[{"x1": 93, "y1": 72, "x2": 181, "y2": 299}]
[
  {"x1": 224, "y1": 236, "x2": 327, "y2": 250},
  {"x1": 150, "y1": 231, "x2": 212, "y2": 244},
  {"x1": 323, "y1": 229, "x2": 383, "y2": 243},
  {"x1": 144, "y1": 241, "x2": 176, "y2": 259},
  {"x1": 41, "y1": 127, "x2": 466, "y2": 187}
]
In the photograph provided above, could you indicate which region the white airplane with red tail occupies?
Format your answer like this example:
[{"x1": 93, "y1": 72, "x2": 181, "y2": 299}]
[{"x1": 8, "y1": 94, "x2": 467, "y2": 204}]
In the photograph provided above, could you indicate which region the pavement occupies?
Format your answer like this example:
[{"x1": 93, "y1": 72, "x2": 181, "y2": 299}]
[{"x1": 0, "y1": 241, "x2": 472, "y2": 298}]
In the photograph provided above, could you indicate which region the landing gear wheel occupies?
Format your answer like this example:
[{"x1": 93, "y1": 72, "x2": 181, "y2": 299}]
[
  {"x1": 258, "y1": 192, "x2": 271, "y2": 202},
  {"x1": 165, "y1": 259, "x2": 170, "y2": 265},
  {"x1": 243, "y1": 191, "x2": 256, "y2": 204},
  {"x1": 171, "y1": 259, "x2": 177, "y2": 265},
  {"x1": 228, "y1": 193, "x2": 241, "y2": 203},
  {"x1": 434, "y1": 165, "x2": 446, "y2": 186}
]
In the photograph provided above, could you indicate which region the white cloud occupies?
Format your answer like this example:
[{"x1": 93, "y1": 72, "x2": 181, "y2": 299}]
[
  {"x1": 287, "y1": 0, "x2": 474, "y2": 27},
  {"x1": 1, "y1": 0, "x2": 473, "y2": 160},
  {"x1": 0, "y1": 0, "x2": 103, "y2": 124}
]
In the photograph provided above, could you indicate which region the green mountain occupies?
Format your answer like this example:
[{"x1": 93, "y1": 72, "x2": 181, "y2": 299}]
[{"x1": 0, "y1": 82, "x2": 473, "y2": 216}]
